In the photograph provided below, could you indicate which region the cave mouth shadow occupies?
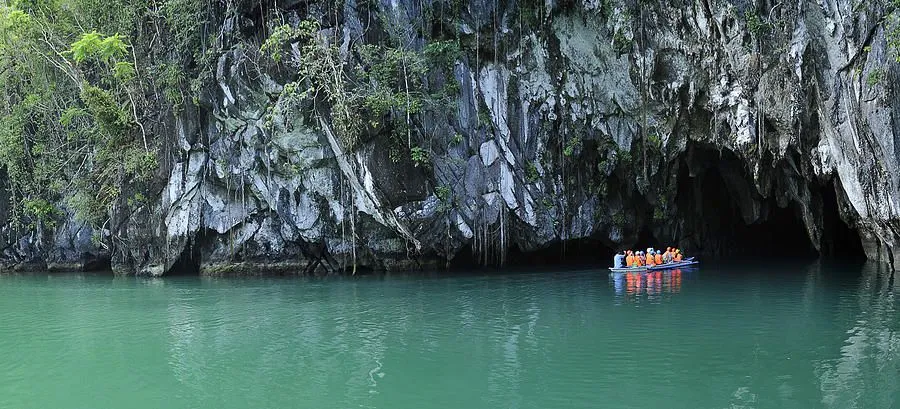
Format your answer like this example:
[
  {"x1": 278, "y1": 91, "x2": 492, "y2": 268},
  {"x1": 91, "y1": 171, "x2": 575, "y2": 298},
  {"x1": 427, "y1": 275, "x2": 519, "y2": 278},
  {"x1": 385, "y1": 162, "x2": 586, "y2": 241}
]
[
  {"x1": 165, "y1": 240, "x2": 201, "y2": 276},
  {"x1": 449, "y1": 237, "x2": 617, "y2": 271},
  {"x1": 819, "y1": 179, "x2": 866, "y2": 261},
  {"x1": 674, "y1": 144, "x2": 865, "y2": 261}
]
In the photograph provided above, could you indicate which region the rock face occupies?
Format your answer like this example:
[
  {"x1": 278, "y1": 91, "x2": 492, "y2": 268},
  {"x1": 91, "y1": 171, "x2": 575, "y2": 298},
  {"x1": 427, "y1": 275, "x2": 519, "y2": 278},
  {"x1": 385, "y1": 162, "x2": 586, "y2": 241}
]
[{"x1": 4, "y1": 0, "x2": 900, "y2": 274}]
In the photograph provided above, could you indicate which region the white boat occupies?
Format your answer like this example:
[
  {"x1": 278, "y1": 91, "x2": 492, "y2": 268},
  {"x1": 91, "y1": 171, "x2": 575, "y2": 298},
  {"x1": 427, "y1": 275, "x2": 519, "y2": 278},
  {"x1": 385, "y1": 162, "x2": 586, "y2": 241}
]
[
  {"x1": 608, "y1": 258, "x2": 697, "y2": 273},
  {"x1": 608, "y1": 266, "x2": 648, "y2": 273},
  {"x1": 647, "y1": 258, "x2": 697, "y2": 271}
]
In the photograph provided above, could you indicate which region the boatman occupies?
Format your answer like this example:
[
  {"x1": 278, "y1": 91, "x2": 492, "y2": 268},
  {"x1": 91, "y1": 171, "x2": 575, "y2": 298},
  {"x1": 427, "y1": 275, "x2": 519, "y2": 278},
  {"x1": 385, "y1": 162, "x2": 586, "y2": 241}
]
[{"x1": 614, "y1": 251, "x2": 626, "y2": 268}]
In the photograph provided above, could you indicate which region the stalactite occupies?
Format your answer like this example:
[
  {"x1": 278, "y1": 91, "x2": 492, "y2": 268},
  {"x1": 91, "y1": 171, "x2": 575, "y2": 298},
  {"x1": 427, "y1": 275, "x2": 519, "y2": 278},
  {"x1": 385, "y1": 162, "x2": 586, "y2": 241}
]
[
  {"x1": 350, "y1": 188, "x2": 357, "y2": 275},
  {"x1": 497, "y1": 215, "x2": 504, "y2": 266},
  {"x1": 340, "y1": 176, "x2": 347, "y2": 273},
  {"x1": 640, "y1": 3, "x2": 648, "y2": 183}
]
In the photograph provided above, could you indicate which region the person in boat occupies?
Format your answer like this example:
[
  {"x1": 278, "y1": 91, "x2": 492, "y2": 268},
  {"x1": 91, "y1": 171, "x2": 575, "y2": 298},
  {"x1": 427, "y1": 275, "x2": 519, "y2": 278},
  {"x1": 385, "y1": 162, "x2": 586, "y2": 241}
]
[
  {"x1": 645, "y1": 250, "x2": 656, "y2": 267},
  {"x1": 663, "y1": 247, "x2": 674, "y2": 263},
  {"x1": 626, "y1": 250, "x2": 635, "y2": 267},
  {"x1": 614, "y1": 251, "x2": 626, "y2": 268},
  {"x1": 674, "y1": 249, "x2": 683, "y2": 262},
  {"x1": 654, "y1": 250, "x2": 663, "y2": 265}
]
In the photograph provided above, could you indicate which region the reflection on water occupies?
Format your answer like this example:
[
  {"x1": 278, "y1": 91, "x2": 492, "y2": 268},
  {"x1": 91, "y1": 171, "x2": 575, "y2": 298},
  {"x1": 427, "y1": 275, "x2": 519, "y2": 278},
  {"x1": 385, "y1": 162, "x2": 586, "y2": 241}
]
[
  {"x1": 814, "y1": 263, "x2": 900, "y2": 409},
  {"x1": 610, "y1": 269, "x2": 688, "y2": 301},
  {"x1": 0, "y1": 263, "x2": 899, "y2": 409}
]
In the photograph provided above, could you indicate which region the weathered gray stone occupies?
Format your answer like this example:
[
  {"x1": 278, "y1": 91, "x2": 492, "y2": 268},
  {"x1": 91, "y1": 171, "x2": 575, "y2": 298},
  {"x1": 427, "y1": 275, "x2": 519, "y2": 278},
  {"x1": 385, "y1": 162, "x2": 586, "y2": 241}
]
[{"x1": 7, "y1": 0, "x2": 899, "y2": 275}]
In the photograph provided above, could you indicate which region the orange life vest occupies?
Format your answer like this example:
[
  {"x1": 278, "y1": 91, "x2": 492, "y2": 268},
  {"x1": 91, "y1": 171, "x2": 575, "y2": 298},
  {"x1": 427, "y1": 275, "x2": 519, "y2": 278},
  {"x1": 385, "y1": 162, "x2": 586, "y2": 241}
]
[
  {"x1": 626, "y1": 255, "x2": 634, "y2": 266},
  {"x1": 655, "y1": 254, "x2": 663, "y2": 264},
  {"x1": 674, "y1": 254, "x2": 683, "y2": 262}
]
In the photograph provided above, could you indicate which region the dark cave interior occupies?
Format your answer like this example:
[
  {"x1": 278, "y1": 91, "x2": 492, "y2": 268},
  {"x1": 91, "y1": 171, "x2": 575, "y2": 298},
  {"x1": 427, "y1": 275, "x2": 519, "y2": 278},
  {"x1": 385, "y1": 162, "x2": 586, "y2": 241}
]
[
  {"x1": 167, "y1": 239, "x2": 202, "y2": 276},
  {"x1": 451, "y1": 145, "x2": 866, "y2": 269},
  {"x1": 673, "y1": 145, "x2": 865, "y2": 260}
]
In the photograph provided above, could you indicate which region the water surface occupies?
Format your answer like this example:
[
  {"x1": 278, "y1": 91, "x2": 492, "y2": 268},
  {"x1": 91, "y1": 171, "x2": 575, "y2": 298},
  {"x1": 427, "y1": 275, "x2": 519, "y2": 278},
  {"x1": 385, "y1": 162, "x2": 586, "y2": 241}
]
[{"x1": 1, "y1": 262, "x2": 898, "y2": 409}]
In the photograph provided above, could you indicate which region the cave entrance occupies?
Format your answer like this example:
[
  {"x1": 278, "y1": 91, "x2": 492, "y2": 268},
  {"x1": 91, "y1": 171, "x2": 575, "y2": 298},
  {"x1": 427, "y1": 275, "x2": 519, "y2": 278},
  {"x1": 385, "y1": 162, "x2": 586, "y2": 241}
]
[
  {"x1": 819, "y1": 180, "x2": 866, "y2": 260},
  {"x1": 504, "y1": 238, "x2": 617, "y2": 268},
  {"x1": 674, "y1": 145, "x2": 817, "y2": 259},
  {"x1": 82, "y1": 254, "x2": 112, "y2": 272},
  {"x1": 166, "y1": 240, "x2": 201, "y2": 276}
]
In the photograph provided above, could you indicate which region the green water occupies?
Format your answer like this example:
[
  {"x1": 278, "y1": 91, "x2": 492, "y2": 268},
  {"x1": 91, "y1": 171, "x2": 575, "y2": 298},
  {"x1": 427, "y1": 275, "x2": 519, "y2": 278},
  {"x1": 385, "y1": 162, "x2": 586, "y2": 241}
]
[{"x1": 1, "y1": 262, "x2": 898, "y2": 409}]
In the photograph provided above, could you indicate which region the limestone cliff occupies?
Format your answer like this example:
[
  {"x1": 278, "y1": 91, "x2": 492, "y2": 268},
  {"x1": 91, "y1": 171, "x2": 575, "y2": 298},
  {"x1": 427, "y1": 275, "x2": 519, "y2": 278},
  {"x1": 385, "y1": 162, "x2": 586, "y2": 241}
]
[{"x1": 3, "y1": 0, "x2": 899, "y2": 274}]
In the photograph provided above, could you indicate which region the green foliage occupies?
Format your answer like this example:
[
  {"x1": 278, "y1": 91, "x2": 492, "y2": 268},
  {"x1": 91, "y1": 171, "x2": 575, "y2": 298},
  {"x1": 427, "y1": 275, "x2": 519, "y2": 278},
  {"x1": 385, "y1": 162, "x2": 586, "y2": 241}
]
[
  {"x1": 563, "y1": 136, "x2": 581, "y2": 157},
  {"x1": 357, "y1": 44, "x2": 427, "y2": 88},
  {"x1": 158, "y1": 63, "x2": 187, "y2": 110},
  {"x1": 1, "y1": 8, "x2": 32, "y2": 38},
  {"x1": 423, "y1": 40, "x2": 460, "y2": 68},
  {"x1": 451, "y1": 133, "x2": 463, "y2": 146},
  {"x1": 435, "y1": 185, "x2": 451, "y2": 203},
  {"x1": 113, "y1": 61, "x2": 135, "y2": 82},
  {"x1": 653, "y1": 206, "x2": 665, "y2": 221},
  {"x1": 410, "y1": 146, "x2": 429, "y2": 168},
  {"x1": 599, "y1": 0, "x2": 615, "y2": 19},
  {"x1": 127, "y1": 192, "x2": 147, "y2": 207},
  {"x1": 477, "y1": 98, "x2": 493, "y2": 128},
  {"x1": 261, "y1": 24, "x2": 302, "y2": 63},
  {"x1": 647, "y1": 132, "x2": 662, "y2": 149},
  {"x1": 162, "y1": 0, "x2": 208, "y2": 59},
  {"x1": 67, "y1": 190, "x2": 108, "y2": 226},
  {"x1": 0, "y1": 0, "x2": 172, "y2": 249},
  {"x1": 68, "y1": 32, "x2": 128, "y2": 64},
  {"x1": 264, "y1": 20, "x2": 362, "y2": 148},
  {"x1": 123, "y1": 148, "x2": 157, "y2": 182},
  {"x1": 443, "y1": 77, "x2": 461, "y2": 97},
  {"x1": 542, "y1": 197, "x2": 553, "y2": 210},
  {"x1": 22, "y1": 198, "x2": 58, "y2": 227},
  {"x1": 616, "y1": 148, "x2": 632, "y2": 164},
  {"x1": 0, "y1": 106, "x2": 28, "y2": 186},
  {"x1": 612, "y1": 212, "x2": 626, "y2": 227},
  {"x1": 612, "y1": 30, "x2": 630, "y2": 53},
  {"x1": 80, "y1": 84, "x2": 132, "y2": 138},
  {"x1": 264, "y1": 19, "x2": 450, "y2": 151},
  {"x1": 744, "y1": 10, "x2": 767, "y2": 36},
  {"x1": 867, "y1": 68, "x2": 884, "y2": 86},
  {"x1": 525, "y1": 161, "x2": 539, "y2": 183},
  {"x1": 59, "y1": 107, "x2": 87, "y2": 127},
  {"x1": 887, "y1": 15, "x2": 900, "y2": 62},
  {"x1": 0, "y1": 1, "x2": 161, "y2": 230}
]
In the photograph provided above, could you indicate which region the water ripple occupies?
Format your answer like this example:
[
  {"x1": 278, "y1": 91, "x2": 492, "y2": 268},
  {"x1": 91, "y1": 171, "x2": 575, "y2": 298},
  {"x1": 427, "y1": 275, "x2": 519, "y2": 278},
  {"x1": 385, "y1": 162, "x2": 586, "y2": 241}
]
[{"x1": 0, "y1": 264, "x2": 898, "y2": 408}]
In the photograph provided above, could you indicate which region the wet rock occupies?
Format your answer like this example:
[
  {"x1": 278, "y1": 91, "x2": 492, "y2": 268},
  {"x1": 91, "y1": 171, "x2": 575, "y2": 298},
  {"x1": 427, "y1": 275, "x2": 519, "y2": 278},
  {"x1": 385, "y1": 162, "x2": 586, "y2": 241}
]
[{"x1": 5, "y1": 0, "x2": 899, "y2": 274}]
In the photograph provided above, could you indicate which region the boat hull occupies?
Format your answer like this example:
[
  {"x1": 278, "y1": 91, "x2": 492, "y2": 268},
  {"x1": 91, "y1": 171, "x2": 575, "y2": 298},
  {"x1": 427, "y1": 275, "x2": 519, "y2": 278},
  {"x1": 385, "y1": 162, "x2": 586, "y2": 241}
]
[
  {"x1": 647, "y1": 259, "x2": 698, "y2": 271},
  {"x1": 609, "y1": 258, "x2": 698, "y2": 273},
  {"x1": 608, "y1": 266, "x2": 648, "y2": 273}
]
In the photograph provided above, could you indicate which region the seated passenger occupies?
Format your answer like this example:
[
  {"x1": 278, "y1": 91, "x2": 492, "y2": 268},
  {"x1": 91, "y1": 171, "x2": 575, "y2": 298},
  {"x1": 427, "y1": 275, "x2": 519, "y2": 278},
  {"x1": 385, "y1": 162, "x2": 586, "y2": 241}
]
[{"x1": 614, "y1": 251, "x2": 626, "y2": 268}]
